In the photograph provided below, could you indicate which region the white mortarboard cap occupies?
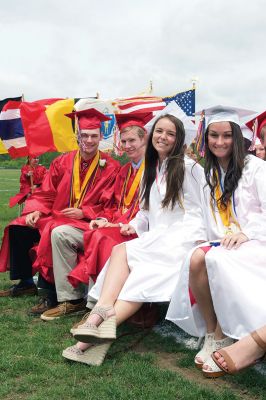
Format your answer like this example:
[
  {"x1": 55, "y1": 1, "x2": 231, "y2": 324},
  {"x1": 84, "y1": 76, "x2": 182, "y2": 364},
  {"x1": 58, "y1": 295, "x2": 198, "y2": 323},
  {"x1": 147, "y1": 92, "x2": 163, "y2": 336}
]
[
  {"x1": 144, "y1": 101, "x2": 196, "y2": 146},
  {"x1": 196, "y1": 105, "x2": 257, "y2": 128}
]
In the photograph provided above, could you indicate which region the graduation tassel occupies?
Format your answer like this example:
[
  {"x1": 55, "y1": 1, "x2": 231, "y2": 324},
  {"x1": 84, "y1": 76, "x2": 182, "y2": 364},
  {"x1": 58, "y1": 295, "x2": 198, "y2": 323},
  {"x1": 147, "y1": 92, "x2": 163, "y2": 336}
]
[{"x1": 195, "y1": 110, "x2": 206, "y2": 157}]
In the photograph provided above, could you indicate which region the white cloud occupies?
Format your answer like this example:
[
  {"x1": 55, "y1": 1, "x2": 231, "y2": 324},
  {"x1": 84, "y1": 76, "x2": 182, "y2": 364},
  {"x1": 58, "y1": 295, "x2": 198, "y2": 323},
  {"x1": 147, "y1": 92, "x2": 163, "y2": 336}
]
[{"x1": 0, "y1": 0, "x2": 265, "y2": 112}]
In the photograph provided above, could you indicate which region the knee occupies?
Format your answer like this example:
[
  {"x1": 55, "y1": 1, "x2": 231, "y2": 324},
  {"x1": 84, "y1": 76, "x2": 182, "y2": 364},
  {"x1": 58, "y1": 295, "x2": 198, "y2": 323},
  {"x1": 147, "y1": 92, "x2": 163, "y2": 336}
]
[
  {"x1": 190, "y1": 249, "x2": 206, "y2": 277},
  {"x1": 110, "y1": 243, "x2": 126, "y2": 258},
  {"x1": 51, "y1": 225, "x2": 67, "y2": 244}
]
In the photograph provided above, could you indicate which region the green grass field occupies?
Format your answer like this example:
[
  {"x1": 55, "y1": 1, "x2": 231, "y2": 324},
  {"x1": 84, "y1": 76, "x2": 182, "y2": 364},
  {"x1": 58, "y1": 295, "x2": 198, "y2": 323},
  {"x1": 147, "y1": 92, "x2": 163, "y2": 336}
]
[{"x1": 0, "y1": 169, "x2": 265, "y2": 400}]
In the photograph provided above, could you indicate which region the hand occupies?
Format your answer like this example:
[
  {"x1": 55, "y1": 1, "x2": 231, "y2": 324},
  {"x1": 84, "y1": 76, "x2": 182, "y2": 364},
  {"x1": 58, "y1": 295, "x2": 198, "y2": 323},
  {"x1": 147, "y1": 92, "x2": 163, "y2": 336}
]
[
  {"x1": 27, "y1": 171, "x2": 33, "y2": 176},
  {"x1": 25, "y1": 211, "x2": 42, "y2": 227},
  {"x1": 89, "y1": 219, "x2": 108, "y2": 229},
  {"x1": 120, "y1": 224, "x2": 136, "y2": 236},
  {"x1": 61, "y1": 208, "x2": 84, "y2": 220},
  {"x1": 221, "y1": 232, "x2": 249, "y2": 250}
]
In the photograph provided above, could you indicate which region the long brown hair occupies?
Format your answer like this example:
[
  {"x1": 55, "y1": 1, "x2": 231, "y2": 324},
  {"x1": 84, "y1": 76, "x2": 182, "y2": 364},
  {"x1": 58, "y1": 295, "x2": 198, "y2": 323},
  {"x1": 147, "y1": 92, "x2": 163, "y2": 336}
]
[
  {"x1": 204, "y1": 122, "x2": 245, "y2": 209},
  {"x1": 141, "y1": 114, "x2": 185, "y2": 210}
]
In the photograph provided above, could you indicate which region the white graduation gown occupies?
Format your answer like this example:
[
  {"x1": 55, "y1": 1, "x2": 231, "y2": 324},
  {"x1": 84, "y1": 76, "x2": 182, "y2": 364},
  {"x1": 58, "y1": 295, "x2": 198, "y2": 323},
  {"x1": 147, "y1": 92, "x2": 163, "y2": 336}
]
[
  {"x1": 89, "y1": 156, "x2": 207, "y2": 303},
  {"x1": 166, "y1": 155, "x2": 266, "y2": 339}
]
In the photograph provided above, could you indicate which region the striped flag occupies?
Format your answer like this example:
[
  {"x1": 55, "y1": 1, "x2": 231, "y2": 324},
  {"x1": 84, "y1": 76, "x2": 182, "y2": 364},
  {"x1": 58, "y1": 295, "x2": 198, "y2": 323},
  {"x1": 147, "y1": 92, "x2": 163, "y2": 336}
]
[
  {"x1": 0, "y1": 100, "x2": 28, "y2": 158},
  {"x1": 0, "y1": 96, "x2": 22, "y2": 154},
  {"x1": 114, "y1": 96, "x2": 165, "y2": 114},
  {"x1": 114, "y1": 89, "x2": 195, "y2": 117}
]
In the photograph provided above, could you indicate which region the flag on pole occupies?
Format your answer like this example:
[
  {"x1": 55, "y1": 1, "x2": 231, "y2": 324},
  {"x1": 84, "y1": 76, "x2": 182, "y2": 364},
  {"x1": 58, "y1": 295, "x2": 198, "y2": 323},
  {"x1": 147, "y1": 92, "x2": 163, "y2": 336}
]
[
  {"x1": 115, "y1": 89, "x2": 195, "y2": 117},
  {"x1": 114, "y1": 96, "x2": 165, "y2": 114},
  {"x1": 0, "y1": 100, "x2": 28, "y2": 158},
  {"x1": 20, "y1": 98, "x2": 77, "y2": 156},
  {"x1": 75, "y1": 98, "x2": 117, "y2": 152},
  {"x1": 163, "y1": 89, "x2": 195, "y2": 117},
  {"x1": 0, "y1": 96, "x2": 22, "y2": 154}
]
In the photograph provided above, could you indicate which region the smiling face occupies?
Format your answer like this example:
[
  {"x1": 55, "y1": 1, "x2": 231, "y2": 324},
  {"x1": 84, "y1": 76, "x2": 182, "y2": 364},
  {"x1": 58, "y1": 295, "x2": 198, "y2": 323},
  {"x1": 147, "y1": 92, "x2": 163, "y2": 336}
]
[
  {"x1": 152, "y1": 117, "x2": 177, "y2": 162},
  {"x1": 207, "y1": 121, "x2": 233, "y2": 165},
  {"x1": 79, "y1": 128, "x2": 102, "y2": 159},
  {"x1": 120, "y1": 127, "x2": 146, "y2": 163}
]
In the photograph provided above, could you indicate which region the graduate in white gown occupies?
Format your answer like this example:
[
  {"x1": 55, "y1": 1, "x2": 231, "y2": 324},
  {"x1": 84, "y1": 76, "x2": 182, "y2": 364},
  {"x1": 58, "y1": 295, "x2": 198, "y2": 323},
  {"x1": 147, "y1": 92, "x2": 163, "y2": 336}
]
[
  {"x1": 62, "y1": 112, "x2": 206, "y2": 366},
  {"x1": 166, "y1": 105, "x2": 266, "y2": 377}
]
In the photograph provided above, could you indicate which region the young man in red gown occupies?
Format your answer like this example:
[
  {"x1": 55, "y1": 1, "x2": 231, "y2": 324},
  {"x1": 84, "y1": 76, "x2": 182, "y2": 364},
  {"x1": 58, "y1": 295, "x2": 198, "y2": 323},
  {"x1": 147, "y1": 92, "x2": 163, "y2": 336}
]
[{"x1": 0, "y1": 109, "x2": 120, "y2": 317}]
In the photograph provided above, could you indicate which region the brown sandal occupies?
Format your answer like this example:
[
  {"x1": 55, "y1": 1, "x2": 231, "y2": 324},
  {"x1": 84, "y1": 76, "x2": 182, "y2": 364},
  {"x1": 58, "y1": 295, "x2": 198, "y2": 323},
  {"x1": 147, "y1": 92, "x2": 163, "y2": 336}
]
[{"x1": 209, "y1": 330, "x2": 266, "y2": 376}]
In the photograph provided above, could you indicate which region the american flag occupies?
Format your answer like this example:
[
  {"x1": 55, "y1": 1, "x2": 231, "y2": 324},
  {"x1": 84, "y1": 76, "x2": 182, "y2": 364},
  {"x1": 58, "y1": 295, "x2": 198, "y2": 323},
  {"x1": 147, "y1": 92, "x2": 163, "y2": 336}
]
[
  {"x1": 115, "y1": 89, "x2": 195, "y2": 117},
  {"x1": 114, "y1": 96, "x2": 165, "y2": 114},
  {"x1": 163, "y1": 89, "x2": 195, "y2": 117}
]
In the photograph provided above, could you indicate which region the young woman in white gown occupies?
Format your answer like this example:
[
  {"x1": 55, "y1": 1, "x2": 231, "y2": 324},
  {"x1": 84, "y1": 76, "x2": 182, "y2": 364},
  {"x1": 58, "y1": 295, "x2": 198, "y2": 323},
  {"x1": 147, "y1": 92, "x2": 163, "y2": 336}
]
[
  {"x1": 166, "y1": 106, "x2": 266, "y2": 377},
  {"x1": 62, "y1": 113, "x2": 206, "y2": 366}
]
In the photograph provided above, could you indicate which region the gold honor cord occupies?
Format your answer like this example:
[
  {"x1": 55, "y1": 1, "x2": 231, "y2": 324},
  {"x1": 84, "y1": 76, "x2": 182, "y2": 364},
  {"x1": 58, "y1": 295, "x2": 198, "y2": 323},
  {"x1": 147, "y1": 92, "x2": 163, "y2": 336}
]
[
  {"x1": 211, "y1": 170, "x2": 240, "y2": 233},
  {"x1": 123, "y1": 160, "x2": 145, "y2": 207},
  {"x1": 71, "y1": 150, "x2": 100, "y2": 208}
]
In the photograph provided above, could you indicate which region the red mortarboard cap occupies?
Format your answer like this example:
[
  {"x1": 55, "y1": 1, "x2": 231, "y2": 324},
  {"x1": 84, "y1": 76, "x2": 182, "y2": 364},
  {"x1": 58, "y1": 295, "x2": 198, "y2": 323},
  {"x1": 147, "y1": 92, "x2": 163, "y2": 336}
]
[
  {"x1": 65, "y1": 108, "x2": 111, "y2": 130},
  {"x1": 115, "y1": 112, "x2": 153, "y2": 132},
  {"x1": 246, "y1": 110, "x2": 266, "y2": 138}
]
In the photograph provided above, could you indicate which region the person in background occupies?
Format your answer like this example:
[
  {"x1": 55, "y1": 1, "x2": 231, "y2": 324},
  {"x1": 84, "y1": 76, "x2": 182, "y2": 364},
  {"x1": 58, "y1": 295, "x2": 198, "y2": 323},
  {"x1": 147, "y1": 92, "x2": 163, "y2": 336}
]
[
  {"x1": 247, "y1": 110, "x2": 266, "y2": 160},
  {"x1": 9, "y1": 156, "x2": 47, "y2": 208},
  {"x1": 255, "y1": 140, "x2": 266, "y2": 160}
]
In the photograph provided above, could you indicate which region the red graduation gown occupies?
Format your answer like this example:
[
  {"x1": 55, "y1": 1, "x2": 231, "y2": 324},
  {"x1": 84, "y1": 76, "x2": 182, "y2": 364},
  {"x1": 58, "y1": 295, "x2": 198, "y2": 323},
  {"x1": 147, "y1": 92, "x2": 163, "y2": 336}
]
[
  {"x1": 0, "y1": 150, "x2": 120, "y2": 281},
  {"x1": 68, "y1": 162, "x2": 140, "y2": 287},
  {"x1": 9, "y1": 164, "x2": 47, "y2": 207}
]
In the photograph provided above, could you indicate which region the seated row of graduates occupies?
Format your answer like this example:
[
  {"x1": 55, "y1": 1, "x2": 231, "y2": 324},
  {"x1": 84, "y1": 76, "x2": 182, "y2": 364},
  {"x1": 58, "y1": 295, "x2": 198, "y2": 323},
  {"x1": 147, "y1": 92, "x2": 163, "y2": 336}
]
[{"x1": 0, "y1": 105, "x2": 265, "y2": 375}]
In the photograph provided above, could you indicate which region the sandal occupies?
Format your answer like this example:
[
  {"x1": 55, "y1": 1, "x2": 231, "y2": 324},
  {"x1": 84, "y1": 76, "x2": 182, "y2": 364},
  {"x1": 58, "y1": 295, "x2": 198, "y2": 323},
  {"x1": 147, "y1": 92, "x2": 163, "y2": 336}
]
[
  {"x1": 195, "y1": 335, "x2": 234, "y2": 370},
  {"x1": 73, "y1": 305, "x2": 116, "y2": 343},
  {"x1": 62, "y1": 341, "x2": 113, "y2": 366},
  {"x1": 204, "y1": 330, "x2": 266, "y2": 378},
  {"x1": 194, "y1": 333, "x2": 215, "y2": 369}
]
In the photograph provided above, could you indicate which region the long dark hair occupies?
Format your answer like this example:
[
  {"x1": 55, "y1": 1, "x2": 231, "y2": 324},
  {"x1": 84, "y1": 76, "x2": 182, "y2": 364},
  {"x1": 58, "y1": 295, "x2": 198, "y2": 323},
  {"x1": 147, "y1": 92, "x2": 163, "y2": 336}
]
[
  {"x1": 204, "y1": 122, "x2": 245, "y2": 209},
  {"x1": 141, "y1": 114, "x2": 185, "y2": 210}
]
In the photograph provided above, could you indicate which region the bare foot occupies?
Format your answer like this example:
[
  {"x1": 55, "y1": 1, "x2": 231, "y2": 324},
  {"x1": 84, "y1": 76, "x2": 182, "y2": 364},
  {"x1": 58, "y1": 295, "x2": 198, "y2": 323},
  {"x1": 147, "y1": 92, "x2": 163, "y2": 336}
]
[{"x1": 76, "y1": 342, "x2": 92, "y2": 351}]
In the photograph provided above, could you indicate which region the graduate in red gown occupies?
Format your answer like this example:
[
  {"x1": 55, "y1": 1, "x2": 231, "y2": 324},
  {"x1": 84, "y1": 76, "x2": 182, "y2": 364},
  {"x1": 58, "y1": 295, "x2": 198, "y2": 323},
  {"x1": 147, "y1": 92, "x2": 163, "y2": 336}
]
[
  {"x1": 0, "y1": 109, "x2": 120, "y2": 314},
  {"x1": 40, "y1": 112, "x2": 152, "y2": 321},
  {"x1": 9, "y1": 156, "x2": 47, "y2": 208}
]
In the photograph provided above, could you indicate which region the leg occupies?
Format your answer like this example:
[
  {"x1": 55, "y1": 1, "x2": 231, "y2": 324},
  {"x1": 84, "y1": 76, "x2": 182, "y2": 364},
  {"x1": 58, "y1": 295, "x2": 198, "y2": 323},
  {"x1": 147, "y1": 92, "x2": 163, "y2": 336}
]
[
  {"x1": 84, "y1": 243, "x2": 130, "y2": 326},
  {"x1": 9, "y1": 225, "x2": 40, "y2": 280},
  {"x1": 73, "y1": 244, "x2": 141, "y2": 343},
  {"x1": 52, "y1": 225, "x2": 86, "y2": 301},
  {"x1": 189, "y1": 248, "x2": 217, "y2": 334},
  {"x1": 0, "y1": 226, "x2": 39, "y2": 297},
  {"x1": 40, "y1": 225, "x2": 87, "y2": 320},
  {"x1": 190, "y1": 248, "x2": 232, "y2": 367}
]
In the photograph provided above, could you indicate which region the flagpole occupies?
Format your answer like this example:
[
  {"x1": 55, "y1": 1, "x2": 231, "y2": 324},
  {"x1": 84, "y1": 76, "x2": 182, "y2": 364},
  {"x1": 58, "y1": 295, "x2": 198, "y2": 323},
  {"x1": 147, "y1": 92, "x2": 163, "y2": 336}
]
[
  {"x1": 191, "y1": 77, "x2": 198, "y2": 90},
  {"x1": 149, "y1": 80, "x2": 153, "y2": 94}
]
